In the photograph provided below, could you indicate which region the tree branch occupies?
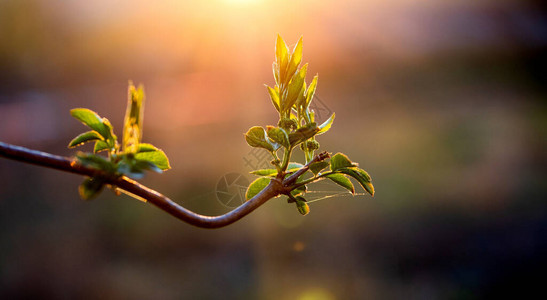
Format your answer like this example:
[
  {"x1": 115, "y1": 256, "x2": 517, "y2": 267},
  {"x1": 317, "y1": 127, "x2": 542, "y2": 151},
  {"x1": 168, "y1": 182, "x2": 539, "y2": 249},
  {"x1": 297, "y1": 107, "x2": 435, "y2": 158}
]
[
  {"x1": 283, "y1": 151, "x2": 330, "y2": 187},
  {"x1": 0, "y1": 141, "x2": 283, "y2": 229},
  {"x1": 0, "y1": 142, "x2": 332, "y2": 228}
]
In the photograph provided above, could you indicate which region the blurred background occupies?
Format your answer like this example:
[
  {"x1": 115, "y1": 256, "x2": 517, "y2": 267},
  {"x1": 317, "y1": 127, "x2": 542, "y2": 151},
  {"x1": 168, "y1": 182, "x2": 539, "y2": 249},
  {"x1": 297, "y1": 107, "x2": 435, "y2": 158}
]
[{"x1": 1, "y1": 0, "x2": 546, "y2": 298}]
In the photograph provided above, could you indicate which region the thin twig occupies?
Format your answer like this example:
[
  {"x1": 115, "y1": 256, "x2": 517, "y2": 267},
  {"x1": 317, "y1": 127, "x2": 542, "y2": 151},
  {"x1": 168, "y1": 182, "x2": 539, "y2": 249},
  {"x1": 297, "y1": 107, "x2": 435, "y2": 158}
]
[
  {"x1": 0, "y1": 141, "x2": 328, "y2": 229},
  {"x1": 283, "y1": 151, "x2": 330, "y2": 187}
]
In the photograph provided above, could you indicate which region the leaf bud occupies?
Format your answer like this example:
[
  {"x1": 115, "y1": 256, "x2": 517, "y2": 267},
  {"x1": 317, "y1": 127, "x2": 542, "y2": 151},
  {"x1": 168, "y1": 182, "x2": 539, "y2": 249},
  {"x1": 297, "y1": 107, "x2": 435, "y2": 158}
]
[
  {"x1": 306, "y1": 140, "x2": 320, "y2": 150},
  {"x1": 278, "y1": 118, "x2": 298, "y2": 131}
]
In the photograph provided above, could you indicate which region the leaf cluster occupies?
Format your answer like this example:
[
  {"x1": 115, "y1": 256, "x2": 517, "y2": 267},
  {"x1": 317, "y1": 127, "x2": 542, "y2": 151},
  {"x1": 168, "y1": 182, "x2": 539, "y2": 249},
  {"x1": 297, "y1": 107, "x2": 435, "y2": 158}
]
[
  {"x1": 68, "y1": 82, "x2": 170, "y2": 200},
  {"x1": 245, "y1": 35, "x2": 374, "y2": 216}
]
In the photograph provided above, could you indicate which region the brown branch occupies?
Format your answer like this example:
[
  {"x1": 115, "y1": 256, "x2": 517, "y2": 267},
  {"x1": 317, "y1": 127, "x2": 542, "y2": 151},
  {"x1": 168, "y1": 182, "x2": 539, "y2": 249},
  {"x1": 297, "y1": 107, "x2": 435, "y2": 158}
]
[
  {"x1": 282, "y1": 151, "x2": 330, "y2": 187},
  {"x1": 0, "y1": 141, "x2": 283, "y2": 229},
  {"x1": 0, "y1": 142, "x2": 331, "y2": 228}
]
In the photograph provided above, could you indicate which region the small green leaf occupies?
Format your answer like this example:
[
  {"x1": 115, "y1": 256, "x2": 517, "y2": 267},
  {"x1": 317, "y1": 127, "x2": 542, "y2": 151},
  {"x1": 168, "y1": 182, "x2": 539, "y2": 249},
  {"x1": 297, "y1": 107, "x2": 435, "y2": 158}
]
[
  {"x1": 134, "y1": 159, "x2": 162, "y2": 173},
  {"x1": 245, "y1": 177, "x2": 271, "y2": 200},
  {"x1": 76, "y1": 153, "x2": 116, "y2": 173},
  {"x1": 134, "y1": 153, "x2": 163, "y2": 172},
  {"x1": 250, "y1": 168, "x2": 278, "y2": 176},
  {"x1": 70, "y1": 108, "x2": 110, "y2": 139},
  {"x1": 284, "y1": 63, "x2": 308, "y2": 112},
  {"x1": 123, "y1": 82, "x2": 145, "y2": 153},
  {"x1": 137, "y1": 143, "x2": 158, "y2": 153},
  {"x1": 134, "y1": 149, "x2": 170, "y2": 170},
  {"x1": 101, "y1": 117, "x2": 117, "y2": 147},
  {"x1": 309, "y1": 161, "x2": 329, "y2": 175},
  {"x1": 295, "y1": 81, "x2": 307, "y2": 109},
  {"x1": 267, "y1": 126, "x2": 289, "y2": 148},
  {"x1": 272, "y1": 62, "x2": 280, "y2": 86},
  {"x1": 117, "y1": 155, "x2": 162, "y2": 179},
  {"x1": 295, "y1": 196, "x2": 310, "y2": 216},
  {"x1": 117, "y1": 161, "x2": 145, "y2": 179},
  {"x1": 94, "y1": 140, "x2": 110, "y2": 153},
  {"x1": 354, "y1": 168, "x2": 372, "y2": 182},
  {"x1": 285, "y1": 36, "x2": 303, "y2": 84},
  {"x1": 68, "y1": 131, "x2": 103, "y2": 148},
  {"x1": 363, "y1": 181, "x2": 374, "y2": 196},
  {"x1": 325, "y1": 173, "x2": 355, "y2": 194},
  {"x1": 245, "y1": 126, "x2": 278, "y2": 152},
  {"x1": 287, "y1": 162, "x2": 305, "y2": 172},
  {"x1": 291, "y1": 184, "x2": 307, "y2": 197},
  {"x1": 78, "y1": 177, "x2": 105, "y2": 200},
  {"x1": 250, "y1": 162, "x2": 303, "y2": 177},
  {"x1": 266, "y1": 85, "x2": 280, "y2": 112},
  {"x1": 330, "y1": 152, "x2": 356, "y2": 171},
  {"x1": 336, "y1": 168, "x2": 374, "y2": 196},
  {"x1": 317, "y1": 113, "x2": 335, "y2": 135},
  {"x1": 305, "y1": 75, "x2": 318, "y2": 108},
  {"x1": 288, "y1": 122, "x2": 319, "y2": 146},
  {"x1": 275, "y1": 35, "x2": 290, "y2": 84}
]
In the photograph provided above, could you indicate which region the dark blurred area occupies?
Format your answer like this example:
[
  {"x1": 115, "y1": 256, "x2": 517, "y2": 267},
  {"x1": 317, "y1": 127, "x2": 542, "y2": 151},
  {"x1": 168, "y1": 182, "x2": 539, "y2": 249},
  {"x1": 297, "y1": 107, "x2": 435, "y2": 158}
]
[{"x1": 1, "y1": 0, "x2": 546, "y2": 299}]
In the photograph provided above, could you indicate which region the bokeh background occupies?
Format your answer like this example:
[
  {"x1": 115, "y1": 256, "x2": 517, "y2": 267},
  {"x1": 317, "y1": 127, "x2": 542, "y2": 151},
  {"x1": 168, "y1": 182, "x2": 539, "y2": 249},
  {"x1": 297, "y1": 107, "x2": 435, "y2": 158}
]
[{"x1": 1, "y1": 0, "x2": 546, "y2": 298}]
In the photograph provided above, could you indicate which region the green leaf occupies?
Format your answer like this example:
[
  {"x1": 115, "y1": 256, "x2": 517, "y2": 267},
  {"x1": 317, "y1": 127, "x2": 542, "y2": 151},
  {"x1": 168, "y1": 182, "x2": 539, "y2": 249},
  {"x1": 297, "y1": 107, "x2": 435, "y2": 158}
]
[
  {"x1": 78, "y1": 177, "x2": 105, "y2": 200},
  {"x1": 305, "y1": 75, "x2": 318, "y2": 108},
  {"x1": 336, "y1": 168, "x2": 374, "y2": 196},
  {"x1": 117, "y1": 161, "x2": 145, "y2": 179},
  {"x1": 288, "y1": 122, "x2": 319, "y2": 146},
  {"x1": 70, "y1": 108, "x2": 110, "y2": 139},
  {"x1": 94, "y1": 140, "x2": 110, "y2": 153},
  {"x1": 245, "y1": 177, "x2": 271, "y2": 200},
  {"x1": 266, "y1": 85, "x2": 280, "y2": 112},
  {"x1": 76, "y1": 153, "x2": 116, "y2": 173},
  {"x1": 354, "y1": 168, "x2": 372, "y2": 182},
  {"x1": 284, "y1": 63, "x2": 308, "y2": 112},
  {"x1": 101, "y1": 117, "x2": 117, "y2": 147},
  {"x1": 309, "y1": 161, "x2": 329, "y2": 175},
  {"x1": 272, "y1": 62, "x2": 280, "y2": 86},
  {"x1": 317, "y1": 113, "x2": 335, "y2": 135},
  {"x1": 137, "y1": 143, "x2": 158, "y2": 153},
  {"x1": 117, "y1": 155, "x2": 162, "y2": 179},
  {"x1": 68, "y1": 131, "x2": 103, "y2": 148},
  {"x1": 285, "y1": 36, "x2": 303, "y2": 84},
  {"x1": 289, "y1": 174, "x2": 308, "y2": 197},
  {"x1": 330, "y1": 152, "x2": 356, "y2": 171},
  {"x1": 135, "y1": 160, "x2": 162, "y2": 173},
  {"x1": 287, "y1": 162, "x2": 305, "y2": 172},
  {"x1": 325, "y1": 173, "x2": 355, "y2": 194},
  {"x1": 245, "y1": 126, "x2": 278, "y2": 152},
  {"x1": 295, "y1": 196, "x2": 310, "y2": 216},
  {"x1": 363, "y1": 182, "x2": 375, "y2": 196},
  {"x1": 250, "y1": 163, "x2": 303, "y2": 177},
  {"x1": 291, "y1": 184, "x2": 307, "y2": 197},
  {"x1": 123, "y1": 82, "x2": 145, "y2": 153},
  {"x1": 295, "y1": 81, "x2": 307, "y2": 109},
  {"x1": 267, "y1": 126, "x2": 289, "y2": 148},
  {"x1": 275, "y1": 35, "x2": 290, "y2": 84},
  {"x1": 134, "y1": 149, "x2": 170, "y2": 170},
  {"x1": 250, "y1": 169, "x2": 278, "y2": 176}
]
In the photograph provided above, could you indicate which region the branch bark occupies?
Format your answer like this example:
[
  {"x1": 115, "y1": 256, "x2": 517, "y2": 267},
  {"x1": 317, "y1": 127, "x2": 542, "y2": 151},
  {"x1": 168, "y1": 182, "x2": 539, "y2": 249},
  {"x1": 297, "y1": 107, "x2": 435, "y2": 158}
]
[
  {"x1": 0, "y1": 141, "x2": 328, "y2": 229},
  {"x1": 283, "y1": 151, "x2": 330, "y2": 187}
]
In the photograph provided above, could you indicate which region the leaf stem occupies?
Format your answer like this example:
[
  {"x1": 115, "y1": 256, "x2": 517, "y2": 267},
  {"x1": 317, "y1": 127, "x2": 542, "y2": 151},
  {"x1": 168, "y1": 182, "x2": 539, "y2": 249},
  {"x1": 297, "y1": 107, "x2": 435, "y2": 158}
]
[
  {"x1": 270, "y1": 151, "x2": 281, "y2": 173},
  {"x1": 280, "y1": 146, "x2": 293, "y2": 173}
]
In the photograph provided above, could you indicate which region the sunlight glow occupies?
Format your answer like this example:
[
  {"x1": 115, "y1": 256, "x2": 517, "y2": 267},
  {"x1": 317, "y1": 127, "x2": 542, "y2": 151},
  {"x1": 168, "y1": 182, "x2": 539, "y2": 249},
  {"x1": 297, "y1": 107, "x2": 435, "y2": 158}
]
[{"x1": 223, "y1": 0, "x2": 262, "y2": 5}]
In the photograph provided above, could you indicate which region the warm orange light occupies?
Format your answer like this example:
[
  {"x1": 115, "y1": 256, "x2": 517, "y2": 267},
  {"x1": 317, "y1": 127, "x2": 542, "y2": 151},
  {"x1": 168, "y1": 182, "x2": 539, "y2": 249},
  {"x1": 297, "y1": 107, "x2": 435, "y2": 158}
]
[{"x1": 223, "y1": 0, "x2": 263, "y2": 4}]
